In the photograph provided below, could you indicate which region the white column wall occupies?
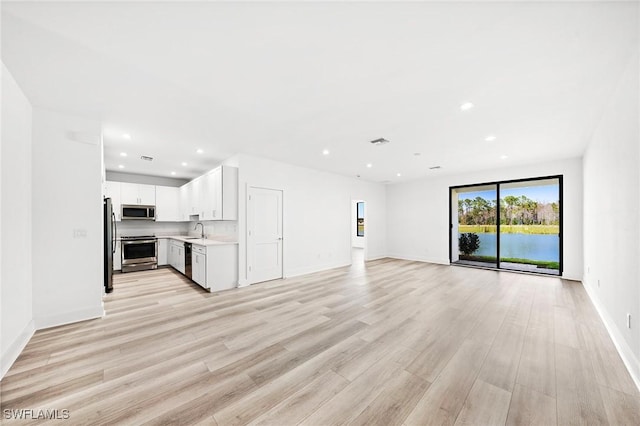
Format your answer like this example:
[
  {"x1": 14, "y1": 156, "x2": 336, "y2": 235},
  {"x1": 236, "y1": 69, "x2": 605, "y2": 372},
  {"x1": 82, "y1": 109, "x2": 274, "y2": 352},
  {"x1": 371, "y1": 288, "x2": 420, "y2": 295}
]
[
  {"x1": 31, "y1": 108, "x2": 104, "y2": 328},
  {"x1": 1, "y1": 63, "x2": 34, "y2": 378}
]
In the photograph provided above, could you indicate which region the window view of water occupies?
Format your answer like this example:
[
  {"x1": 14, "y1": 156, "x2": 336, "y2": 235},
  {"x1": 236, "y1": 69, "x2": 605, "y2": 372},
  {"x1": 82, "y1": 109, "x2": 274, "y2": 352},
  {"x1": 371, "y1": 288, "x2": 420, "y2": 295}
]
[{"x1": 473, "y1": 233, "x2": 559, "y2": 261}]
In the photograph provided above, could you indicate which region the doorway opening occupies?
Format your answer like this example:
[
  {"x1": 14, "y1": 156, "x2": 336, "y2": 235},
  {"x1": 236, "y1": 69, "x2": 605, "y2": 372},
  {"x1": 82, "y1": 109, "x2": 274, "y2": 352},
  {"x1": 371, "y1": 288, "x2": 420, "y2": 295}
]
[
  {"x1": 351, "y1": 200, "x2": 366, "y2": 267},
  {"x1": 450, "y1": 176, "x2": 562, "y2": 276}
]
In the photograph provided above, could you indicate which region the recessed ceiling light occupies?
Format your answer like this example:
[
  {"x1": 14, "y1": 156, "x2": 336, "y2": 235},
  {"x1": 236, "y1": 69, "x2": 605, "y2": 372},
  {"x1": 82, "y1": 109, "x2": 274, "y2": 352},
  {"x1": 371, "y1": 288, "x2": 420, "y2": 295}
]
[
  {"x1": 122, "y1": 133, "x2": 131, "y2": 140},
  {"x1": 171, "y1": 171, "x2": 176, "y2": 176},
  {"x1": 500, "y1": 154, "x2": 508, "y2": 160},
  {"x1": 397, "y1": 173, "x2": 402, "y2": 177},
  {"x1": 196, "y1": 149, "x2": 204, "y2": 154},
  {"x1": 120, "y1": 152, "x2": 127, "y2": 157},
  {"x1": 485, "y1": 135, "x2": 497, "y2": 142},
  {"x1": 118, "y1": 164, "x2": 124, "y2": 169},
  {"x1": 322, "y1": 149, "x2": 330, "y2": 156},
  {"x1": 366, "y1": 163, "x2": 373, "y2": 168},
  {"x1": 181, "y1": 162, "x2": 188, "y2": 166},
  {"x1": 460, "y1": 102, "x2": 474, "y2": 111}
]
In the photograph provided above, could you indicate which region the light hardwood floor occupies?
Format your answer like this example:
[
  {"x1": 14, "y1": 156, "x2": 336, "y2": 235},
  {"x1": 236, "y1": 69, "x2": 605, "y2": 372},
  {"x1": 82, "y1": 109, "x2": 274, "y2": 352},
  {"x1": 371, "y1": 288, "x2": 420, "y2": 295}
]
[{"x1": 1, "y1": 259, "x2": 638, "y2": 425}]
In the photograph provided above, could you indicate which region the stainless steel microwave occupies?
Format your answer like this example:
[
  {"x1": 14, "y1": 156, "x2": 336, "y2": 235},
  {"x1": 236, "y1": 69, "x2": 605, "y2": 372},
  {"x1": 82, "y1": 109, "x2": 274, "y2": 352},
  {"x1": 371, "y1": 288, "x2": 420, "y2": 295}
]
[{"x1": 121, "y1": 205, "x2": 156, "y2": 220}]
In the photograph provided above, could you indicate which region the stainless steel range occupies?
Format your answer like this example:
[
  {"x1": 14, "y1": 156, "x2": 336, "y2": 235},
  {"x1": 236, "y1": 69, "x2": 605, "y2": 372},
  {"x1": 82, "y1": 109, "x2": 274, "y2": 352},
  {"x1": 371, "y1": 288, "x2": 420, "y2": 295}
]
[{"x1": 121, "y1": 235, "x2": 158, "y2": 273}]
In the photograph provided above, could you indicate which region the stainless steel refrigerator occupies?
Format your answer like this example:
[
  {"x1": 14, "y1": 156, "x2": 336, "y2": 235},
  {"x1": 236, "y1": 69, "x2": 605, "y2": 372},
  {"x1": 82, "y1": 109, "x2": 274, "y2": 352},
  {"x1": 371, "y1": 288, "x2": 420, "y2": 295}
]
[{"x1": 103, "y1": 197, "x2": 116, "y2": 293}]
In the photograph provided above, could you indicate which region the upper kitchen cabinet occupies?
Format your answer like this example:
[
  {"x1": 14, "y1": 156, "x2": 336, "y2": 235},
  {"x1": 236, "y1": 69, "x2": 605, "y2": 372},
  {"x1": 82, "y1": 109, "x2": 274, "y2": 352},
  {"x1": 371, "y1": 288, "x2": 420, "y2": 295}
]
[
  {"x1": 121, "y1": 183, "x2": 156, "y2": 205},
  {"x1": 179, "y1": 177, "x2": 202, "y2": 220},
  {"x1": 199, "y1": 165, "x2": 237, "y2": 221},
  {"x1": 155, "y1": 186, "x2": 181, "y2": 222},
  {"x1": 104, "y1": 181, "x2": 122, "y2": 221}
]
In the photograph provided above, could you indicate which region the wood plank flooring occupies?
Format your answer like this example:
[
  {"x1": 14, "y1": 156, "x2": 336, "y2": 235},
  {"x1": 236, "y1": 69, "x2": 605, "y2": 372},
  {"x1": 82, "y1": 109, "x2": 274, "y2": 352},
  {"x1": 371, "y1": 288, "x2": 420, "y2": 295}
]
[{"x1": 1, "y1": 258, "x2": 638, "y2": 425}]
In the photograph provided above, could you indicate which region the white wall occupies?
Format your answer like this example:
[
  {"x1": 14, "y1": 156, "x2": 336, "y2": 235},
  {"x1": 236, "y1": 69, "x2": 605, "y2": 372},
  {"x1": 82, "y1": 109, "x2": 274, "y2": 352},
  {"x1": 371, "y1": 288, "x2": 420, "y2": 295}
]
[
  {"x1": 229, "y1": 154, "x2": 386, "y2": 286},
  {"x1": 106, "y1": 171, "x2": 188, "y2": 187},
  {"x1": 386, "y1": 157, "x2": 583, "y2": 281},
  {"x1": 31, "y1": 108, "x2": 104, "y2": 329},
  {"x1": 352, "y1": 200, "x2": 365, "y2": 248},
  {"x1": 1, "y1": 64, "x2": 34, "y2": 378},
  {"x1": 583, "y1": 48, "x2": 640, "y2": 387}
]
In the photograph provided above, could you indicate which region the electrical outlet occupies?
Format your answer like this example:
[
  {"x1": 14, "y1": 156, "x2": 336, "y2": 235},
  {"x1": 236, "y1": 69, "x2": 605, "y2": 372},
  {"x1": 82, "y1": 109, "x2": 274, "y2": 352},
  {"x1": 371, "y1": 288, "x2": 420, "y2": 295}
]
[{"x1": 627, "y1": 313, "x2": 631, "y2": 329}]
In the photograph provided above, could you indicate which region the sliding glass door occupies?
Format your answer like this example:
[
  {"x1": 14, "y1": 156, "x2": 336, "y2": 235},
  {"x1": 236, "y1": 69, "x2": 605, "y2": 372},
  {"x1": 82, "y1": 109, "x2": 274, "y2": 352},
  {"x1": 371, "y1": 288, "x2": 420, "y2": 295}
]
[
  {"x1": 451, "y1": 184, "x2": 498, "y2": 268},
  {"x1": 499, "y1": 178, "x2": 561, "y2": 274},
  {"x1": 450, "y1": 176, "x2": 562, "y2": 276}
]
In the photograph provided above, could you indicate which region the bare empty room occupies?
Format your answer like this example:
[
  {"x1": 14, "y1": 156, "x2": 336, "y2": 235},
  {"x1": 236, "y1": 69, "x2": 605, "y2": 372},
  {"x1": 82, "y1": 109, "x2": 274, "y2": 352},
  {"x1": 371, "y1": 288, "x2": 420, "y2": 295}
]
[{"x1": 1, "y1": 1, "x2": 639, "y2": 425}]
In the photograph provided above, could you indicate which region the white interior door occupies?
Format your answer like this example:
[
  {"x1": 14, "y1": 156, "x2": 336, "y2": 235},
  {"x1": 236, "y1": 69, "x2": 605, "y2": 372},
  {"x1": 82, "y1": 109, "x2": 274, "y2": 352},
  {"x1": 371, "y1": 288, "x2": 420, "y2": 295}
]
[{"x1": 247, "y1": 187, "x2": 283, "y2": 284}]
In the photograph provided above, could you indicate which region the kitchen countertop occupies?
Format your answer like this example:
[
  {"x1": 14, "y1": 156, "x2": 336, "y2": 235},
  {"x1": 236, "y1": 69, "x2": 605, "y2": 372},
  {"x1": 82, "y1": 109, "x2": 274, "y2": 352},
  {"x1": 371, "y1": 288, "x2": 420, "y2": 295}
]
[{"x1": 162, "y1": 235, "x2": 238, "y2": 246}]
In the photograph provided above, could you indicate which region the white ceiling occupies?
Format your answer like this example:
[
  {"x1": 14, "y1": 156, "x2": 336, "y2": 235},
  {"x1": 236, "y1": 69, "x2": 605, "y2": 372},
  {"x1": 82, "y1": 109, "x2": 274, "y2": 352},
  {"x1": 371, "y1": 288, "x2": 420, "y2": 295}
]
[{"x1": 2, "y1": 1, "x2": 638, "y2": 182}]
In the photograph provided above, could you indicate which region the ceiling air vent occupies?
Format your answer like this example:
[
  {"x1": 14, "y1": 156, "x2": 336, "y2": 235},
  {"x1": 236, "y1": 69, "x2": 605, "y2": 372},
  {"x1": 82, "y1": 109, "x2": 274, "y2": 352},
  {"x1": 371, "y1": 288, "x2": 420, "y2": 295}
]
[
  {"x1": 429, "y1": 166, "x2": 442, "y2": 170},
  {"x1": 140, "y1": 155, "x2": 154, "y2": 162},
  {"x1": 370, "y1": 138, "x2": 389, "y2": 146}
]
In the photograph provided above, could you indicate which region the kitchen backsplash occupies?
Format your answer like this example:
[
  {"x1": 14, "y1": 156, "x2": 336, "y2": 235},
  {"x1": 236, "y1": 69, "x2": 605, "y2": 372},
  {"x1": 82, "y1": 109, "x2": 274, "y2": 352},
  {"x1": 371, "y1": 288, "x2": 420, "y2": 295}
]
[{"x1": 117, "y1": 220, "x2": 237, "y2": 241}]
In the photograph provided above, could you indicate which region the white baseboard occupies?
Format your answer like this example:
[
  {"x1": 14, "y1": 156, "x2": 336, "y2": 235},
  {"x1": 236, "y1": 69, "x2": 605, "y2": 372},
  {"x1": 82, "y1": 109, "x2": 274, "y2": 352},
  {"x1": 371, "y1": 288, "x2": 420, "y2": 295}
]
[
  {"x1": 35, "y1": 305, "x2": 104, "y2": 330},
  {"x1": 582, "y1": 279, "x2": 640, "y2": 392},
  {"x1": 1, "y1": 319, "x2": 35, "y2": 380},
  {"x1": 285, "y1": 261, "x2": 351, "y2": 280},
  {"x1": 386, "y1": 253, "x2": 450, "y2": 265}
]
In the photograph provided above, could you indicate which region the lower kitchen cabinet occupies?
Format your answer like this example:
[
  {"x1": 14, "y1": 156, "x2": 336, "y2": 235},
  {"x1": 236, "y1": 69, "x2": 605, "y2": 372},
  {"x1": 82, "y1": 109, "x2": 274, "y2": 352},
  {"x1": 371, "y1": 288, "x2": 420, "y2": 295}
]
[
  {"x1": 192, "y1": 246, "x2": 207, "y2": 287},
  {"x1": 114, "y1": 240, "x2": 122, "y2": 271},
  {"x1": 169, "y1": 240, "x2": 185, "y2": 274},
  {"x1": 197, "y1": 243, "x2": 238, "y2": 292},
  {"x1": 167, "y1": 238, "x2": 237, "y2": 292},
  {"x1": 157, "y1": 238, "x2": 168, "y2": 266}
]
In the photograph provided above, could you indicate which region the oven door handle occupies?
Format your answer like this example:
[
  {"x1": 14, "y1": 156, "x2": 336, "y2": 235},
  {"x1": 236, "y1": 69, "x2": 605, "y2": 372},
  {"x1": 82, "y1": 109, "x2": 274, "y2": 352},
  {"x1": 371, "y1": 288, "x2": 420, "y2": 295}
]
[{"x1": 122, "y1": 240, "x2": 157, "y2": 245}]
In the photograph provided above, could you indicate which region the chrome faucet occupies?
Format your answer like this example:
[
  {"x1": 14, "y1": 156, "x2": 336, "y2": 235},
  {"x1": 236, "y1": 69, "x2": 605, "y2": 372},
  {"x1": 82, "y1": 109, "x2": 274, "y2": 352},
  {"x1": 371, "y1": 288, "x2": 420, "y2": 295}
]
[{"x1": 194, "y1": 222, "x2": 205, "y2": 239}]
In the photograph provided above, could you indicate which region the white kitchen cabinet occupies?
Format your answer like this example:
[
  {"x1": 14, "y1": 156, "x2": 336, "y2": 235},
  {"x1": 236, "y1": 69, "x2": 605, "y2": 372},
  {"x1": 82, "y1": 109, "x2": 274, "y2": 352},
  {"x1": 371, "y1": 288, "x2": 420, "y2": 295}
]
[
  {"x1": 104, "y1": 181, "x2": 122, "y2": 221},
  {"x1": 169, "y1": 240, "x2": 185, "y2": 274},
  {"x1": 157, "y1": 238, "x2": 168, "y2": 266},
  {"x1": 192, "y1": 245, "x2": 207, "y2": 287},
  {"x1": 121, "y1": 183, "x2": 156, "y2": 205},
  {"x1": 155, "y1": 186, "x2": 181, "y2": 222},
  {"x1": 205, "y1": 244, "x2": 238, "y2": 291},
  {"x1": 179, "y1": 178, "x2": 201, "y2": 220},
  {"x1": 114, "y1": 240, "x2": 122, "y2": 271},
  {"x1": 199, "y1": 166, "x2": 237, "y2": 221}
]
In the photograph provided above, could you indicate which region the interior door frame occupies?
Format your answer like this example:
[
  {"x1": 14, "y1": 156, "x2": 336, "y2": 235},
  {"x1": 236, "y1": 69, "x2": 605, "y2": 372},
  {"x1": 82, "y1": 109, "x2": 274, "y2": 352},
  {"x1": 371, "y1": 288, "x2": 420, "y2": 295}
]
[
  {"x1": 246, "y1": 185, "x2": 284, "y2": 284},
  {"x1": 449, "y1": 174, "x2": 563, "y2": 276}
]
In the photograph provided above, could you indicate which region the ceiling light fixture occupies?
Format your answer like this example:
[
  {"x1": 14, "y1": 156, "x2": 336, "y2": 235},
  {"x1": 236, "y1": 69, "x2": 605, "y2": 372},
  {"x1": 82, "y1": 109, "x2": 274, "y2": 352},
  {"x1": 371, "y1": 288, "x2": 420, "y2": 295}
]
[
  {"x1": 181, "y1": 162, "x2": 188, "y2": 166},
  {"x1": 140, "y1": 155, "x2": 153, "y2": 161},
  {"x1": 171, "y1": 171, "x2": 176, "y2": 176},
  {"x1": 485, "y1": 135, "x2": 497, "y2": 142},
  {"x1": 500, "y1": 155, "x2": 508, "y2": 160},
  {"x1": 460, "y1": 102, "x2": 474, "y2": 111},
  {"x1": 196, "y1": 149, "x2": 204, "y2": 154},
  {"x1": 120, "y1": 152, "x2": 127, "y2": 157},
  {"x1": 118, "y1": 164, "x2": 125, "y2": 169},
  {"x1": 122, "y1": 133, "x2": 131, "y2": 140},
  {"x1": 429, "y1": 166, "x2": 442, "y2": 170},
  {"x1": 366, "y1": 163, "x2": 373, "y2": 168},
  {"x1": 397, "y1": 173, "x2": 402, "y2": 177},
  {"x1": 322, "y1": 149, "x2": 330, "y2": 155}
]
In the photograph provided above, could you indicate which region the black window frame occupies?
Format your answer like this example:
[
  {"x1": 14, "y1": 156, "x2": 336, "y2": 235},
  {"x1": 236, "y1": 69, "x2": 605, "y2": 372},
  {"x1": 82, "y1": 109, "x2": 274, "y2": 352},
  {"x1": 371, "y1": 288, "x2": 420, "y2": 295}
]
[{"x1": 449, "y1": 174, "x2": 563, "y2": 276}]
